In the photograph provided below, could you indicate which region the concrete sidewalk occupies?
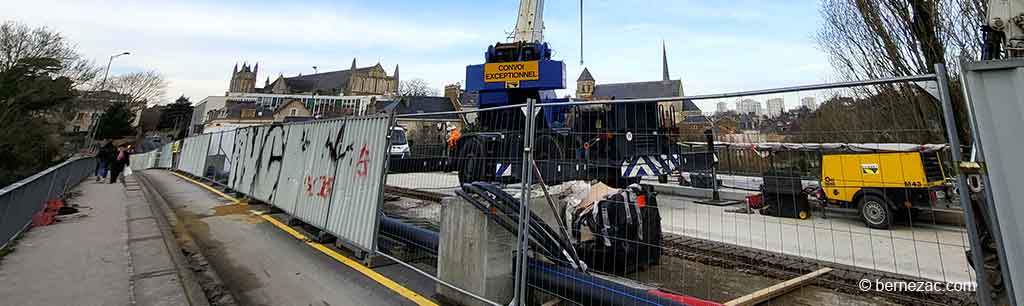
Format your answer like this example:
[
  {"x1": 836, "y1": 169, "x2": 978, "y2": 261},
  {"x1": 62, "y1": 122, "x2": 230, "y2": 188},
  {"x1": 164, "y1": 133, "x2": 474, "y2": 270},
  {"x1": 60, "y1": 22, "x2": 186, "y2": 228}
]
[{"x1": 0, "y1": 176, "x2": 206, "y2": 306}]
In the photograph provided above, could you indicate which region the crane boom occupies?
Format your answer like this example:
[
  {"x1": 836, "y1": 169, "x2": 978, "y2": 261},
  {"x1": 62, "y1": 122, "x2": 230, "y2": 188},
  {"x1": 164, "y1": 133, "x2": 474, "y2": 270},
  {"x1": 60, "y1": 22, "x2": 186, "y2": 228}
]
[{"x1": 513, "y1": 0, "x2": 545, "y2": 43}]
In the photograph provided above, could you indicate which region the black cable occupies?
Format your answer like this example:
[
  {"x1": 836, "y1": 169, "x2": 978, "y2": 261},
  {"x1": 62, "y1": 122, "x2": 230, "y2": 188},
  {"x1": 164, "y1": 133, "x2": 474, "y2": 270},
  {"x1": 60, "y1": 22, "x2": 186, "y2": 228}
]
[
  {"x1": 462, "y1": 184, "x2": 560, "y2": 258},
  {"x1": 454, "y1": 189, "x2": 556, "y2": 259},
  {"x1": 471, "y1": 182, "x2": 587, "y2": 272}
]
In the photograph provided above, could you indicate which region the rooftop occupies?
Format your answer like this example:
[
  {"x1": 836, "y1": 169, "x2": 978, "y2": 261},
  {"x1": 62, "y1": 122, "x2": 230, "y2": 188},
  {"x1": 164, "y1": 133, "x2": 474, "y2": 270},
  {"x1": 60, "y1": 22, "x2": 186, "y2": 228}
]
[{"x1": 374, "y1": 96, "x2": 459, "y2": 120}]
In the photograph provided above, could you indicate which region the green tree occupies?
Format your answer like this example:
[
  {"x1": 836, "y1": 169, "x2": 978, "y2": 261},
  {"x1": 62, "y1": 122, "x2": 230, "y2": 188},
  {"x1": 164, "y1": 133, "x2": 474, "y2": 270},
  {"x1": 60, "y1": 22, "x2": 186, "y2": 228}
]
[
  {"x1": 94, "y1": 102, "x2": 136, "y2": 140},
  {"x1": 0, "y1": 21, "x2": 109, "y2": 186},
  {"x1": 157, "y1": 95, "x2": 193, "y2": 134},
  {"x1": 0, "y1": 57, "x2": 77, "y2": 186}
]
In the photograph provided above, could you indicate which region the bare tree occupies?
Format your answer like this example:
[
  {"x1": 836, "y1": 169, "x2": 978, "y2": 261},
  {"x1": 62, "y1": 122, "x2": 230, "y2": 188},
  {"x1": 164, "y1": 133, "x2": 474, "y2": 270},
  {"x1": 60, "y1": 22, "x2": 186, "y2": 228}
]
[
  {"x1": 817, "y1": 0, "x2": 982, "y2": 78},
  {"x1": 107, "y1": 70, "x2": 168, "y2": 110},
  {"x1": 398, "y1": 78, "x2": 439, "y2": 96},
  {"x1": 0, "y1": 21, "x2": 100, "y2": 87},
  {"x1": 815, "y1": 0, "x2": 982, "y2": 144}
]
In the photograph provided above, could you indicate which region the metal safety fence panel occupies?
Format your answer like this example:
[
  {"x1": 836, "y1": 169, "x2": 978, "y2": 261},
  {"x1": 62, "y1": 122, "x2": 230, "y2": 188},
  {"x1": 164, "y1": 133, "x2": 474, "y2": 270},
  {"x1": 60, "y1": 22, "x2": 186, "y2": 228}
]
[
  {"x1": 184, "y1": 116, "x2": 393, "y2": 251},
  {"x1": 117, "y1": 66, "x2": 996, "y2": 305},
  {"x1": 178, "y1": 134, "x2": 210, "y2": 177},
  {"x1": 279, "y1": 120, "x2": 340, "y2": 227},
  {"x1": 961, "y1": 59, "x2": 1024, "y2": 306},
  {"x1": 157, "y1": 142, "x2": 174, "y2": 169},
  {"x1": 375, "y1": 65, "x2": 989, "y2": 306},
  {"x1": 0, "y1": 157, "x2": 96, "y2": 249},
  {"x1": 323, "y1": 116, "x2": 391, "y2": 251},
  {"x1": 203, "y1": 129, "x2": 235, "y2": 185},
  {"x1": 510, "y1": 67, "x2": 984, "y2": 306},
  {"x1": 130, "y1": 149, "x2": 158, "y2": 171},
  {"x1": 272, "y1": 124, "x2": 312, "y2": 216},
  {"x1": 228, "y1": 126, "x2": 274, "y2": 197},
  {"x1": 378, "y1": 105, "x2": 526, "y2": 306}
]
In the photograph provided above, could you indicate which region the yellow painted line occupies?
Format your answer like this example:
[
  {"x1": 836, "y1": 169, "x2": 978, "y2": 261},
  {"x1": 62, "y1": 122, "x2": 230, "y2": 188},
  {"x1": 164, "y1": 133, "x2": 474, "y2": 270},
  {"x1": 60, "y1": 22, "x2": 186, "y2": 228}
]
[
  {"x1": 260, "y1": 215, "x2": 438, "y2": 306},
  {"x1": 170, "y1": 172, "x2": 240, "y2": 203},
  {"x1": 169, "y1": 170, "x2": 437, "y2": 306}
]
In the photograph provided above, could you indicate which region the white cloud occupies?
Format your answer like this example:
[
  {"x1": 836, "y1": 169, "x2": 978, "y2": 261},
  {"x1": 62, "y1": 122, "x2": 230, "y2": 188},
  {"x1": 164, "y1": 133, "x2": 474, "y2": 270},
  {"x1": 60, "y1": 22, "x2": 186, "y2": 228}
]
[
  {"x1": 1, "y1": 0, "x2": 487, "y2": 102},
  {"x1": 2, "y1": 0, "x2": 835, "y2": 108}
]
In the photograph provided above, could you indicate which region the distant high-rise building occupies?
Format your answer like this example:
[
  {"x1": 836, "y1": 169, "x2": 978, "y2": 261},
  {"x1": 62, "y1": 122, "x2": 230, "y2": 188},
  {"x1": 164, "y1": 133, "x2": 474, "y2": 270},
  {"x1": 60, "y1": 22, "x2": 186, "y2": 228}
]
[
  {"x1": 800, "y1": 97, "x2": 818, "y2": 110},
  {"x1": 735, "y1": 98, "x2": 763, "y2": 116},
  {"x1": 766, "y1": 98, "x2": 785, "y2": 118},
  {"x1": 716, "y1": 101, "x2": 729, "y2": 114}
]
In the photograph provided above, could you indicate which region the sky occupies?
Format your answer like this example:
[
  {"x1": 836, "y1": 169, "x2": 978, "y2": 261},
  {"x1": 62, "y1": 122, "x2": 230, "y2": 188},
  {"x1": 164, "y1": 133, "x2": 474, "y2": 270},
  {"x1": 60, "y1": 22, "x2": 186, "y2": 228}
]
[{"x1": 2, "y1": 0, "x2": 835, "y2": 112}]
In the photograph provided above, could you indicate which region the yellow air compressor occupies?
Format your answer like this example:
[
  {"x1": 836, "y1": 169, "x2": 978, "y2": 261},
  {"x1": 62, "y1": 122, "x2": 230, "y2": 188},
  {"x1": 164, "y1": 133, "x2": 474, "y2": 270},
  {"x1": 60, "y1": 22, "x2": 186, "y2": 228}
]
[{"x1": 820, "y1": 152, "x2": 949, "y2": 229}]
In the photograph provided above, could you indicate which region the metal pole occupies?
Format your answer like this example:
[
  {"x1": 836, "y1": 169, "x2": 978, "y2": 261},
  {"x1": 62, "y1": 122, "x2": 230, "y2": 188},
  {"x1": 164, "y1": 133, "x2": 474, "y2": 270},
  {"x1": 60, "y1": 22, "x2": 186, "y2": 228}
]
[
  {"x1": 312, "y1": 66, "x2": 320, "y2": 118},
  {"x1": 88, "y1": 52, "x2": 129, "y2": 151},
  {"x1": 100, "y1": 56, "x2": 114, "y2": 90},
  {"x1": 203, "y1": 133, "x2": 213, "y2": 180},
  {"x1": 216, "y1": 131, "x2": 225, "y2": 183},
  {"x1": 705, "y1": 128, "x2": 719, "y2": 200},
  {"x1": 99, "y1": 52, "x2": 130, "y2": 90},
  {"x1": 956, "y1": 59, "x2": 1017, "y2": 304},
  {"x1": 935, "y1": 63, "x2": 993, "y2": 305},
  {"x1": 513, "y1": 98, "x2": 537, "y2": 306}
]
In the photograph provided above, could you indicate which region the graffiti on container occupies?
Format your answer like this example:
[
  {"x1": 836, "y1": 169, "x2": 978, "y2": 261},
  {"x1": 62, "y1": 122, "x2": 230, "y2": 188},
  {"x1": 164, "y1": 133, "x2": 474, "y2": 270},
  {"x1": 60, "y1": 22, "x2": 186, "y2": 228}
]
[
  {"x1": 300, "y1": 129, "x2": 311, "y2": 151},
  {"x1": 326, "y1": 122, "x2": 354, "y2": 162},
  {"x1": 227, "y1": 125, "x2": 287, "y2": 203},
  {"x1": 251, "y1": 124, "x2": 287, "y2": 202},
  {"x1": 355, "y1": 144, "x2": 371, "y2": 177},
  {"x1": 305, "y1": 176, "x2": 334, "y2": 198},
  {"x1": 228, "y1": 128, "x2": 250, "y2": 189},
  {"x1": 217, "y1": 119, "x2": 386, "y2": 210}
]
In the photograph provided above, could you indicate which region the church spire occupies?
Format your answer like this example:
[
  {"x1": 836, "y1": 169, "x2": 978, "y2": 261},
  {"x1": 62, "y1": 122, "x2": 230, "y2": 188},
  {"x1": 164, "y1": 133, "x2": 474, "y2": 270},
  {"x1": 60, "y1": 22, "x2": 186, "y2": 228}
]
[
  {"x1": 253, "y1": 62, "x2": 258, "y2": 76},
  {"x1": 233, "y1": 63, "x2": 238, "y2": 74},
  {"x1": 662, "y1": 41, "x2": 670, "y2": 81},
  {"x1": 350, "y1": 58, "x2": 357, "y2": 71}
]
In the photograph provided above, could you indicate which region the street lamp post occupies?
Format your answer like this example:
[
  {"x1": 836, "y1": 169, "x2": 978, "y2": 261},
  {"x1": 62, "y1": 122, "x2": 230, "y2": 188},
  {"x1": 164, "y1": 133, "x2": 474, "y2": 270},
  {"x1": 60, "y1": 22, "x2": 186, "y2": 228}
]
[
  {"x1": 86, "y1": 51, "x2": 130, "y2": 151},
  {"x1": 312, "y1": 66, "x2": 320, "y2": 118},
  {"x1": 99, "y1": 52, "x2": 130, "y2": 90}
]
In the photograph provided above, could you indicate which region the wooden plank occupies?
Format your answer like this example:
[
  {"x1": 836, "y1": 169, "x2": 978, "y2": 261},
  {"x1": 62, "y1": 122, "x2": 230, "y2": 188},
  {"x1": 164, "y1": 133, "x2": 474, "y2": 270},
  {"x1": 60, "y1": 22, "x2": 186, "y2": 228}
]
[
  {"x1": 540, "y1": 298, "x2": 562, "y2": 306},
  {"x1": 724, "y1": 267, "x2": 833, "y2": 306}
]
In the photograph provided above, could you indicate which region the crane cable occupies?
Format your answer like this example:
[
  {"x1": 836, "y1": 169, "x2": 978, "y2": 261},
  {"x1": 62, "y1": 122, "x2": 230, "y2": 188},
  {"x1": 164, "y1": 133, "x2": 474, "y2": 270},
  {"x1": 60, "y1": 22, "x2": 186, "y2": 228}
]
[{"x1": 579, "y1": 0, "x2": 584, "y2": 65}]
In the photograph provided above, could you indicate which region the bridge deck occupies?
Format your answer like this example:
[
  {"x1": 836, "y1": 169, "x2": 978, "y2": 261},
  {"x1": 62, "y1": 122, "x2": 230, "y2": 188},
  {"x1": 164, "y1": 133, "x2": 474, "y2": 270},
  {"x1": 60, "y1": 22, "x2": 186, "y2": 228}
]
[{"x1": 142, "y1": 169, "x2": 436, "y2": 306}]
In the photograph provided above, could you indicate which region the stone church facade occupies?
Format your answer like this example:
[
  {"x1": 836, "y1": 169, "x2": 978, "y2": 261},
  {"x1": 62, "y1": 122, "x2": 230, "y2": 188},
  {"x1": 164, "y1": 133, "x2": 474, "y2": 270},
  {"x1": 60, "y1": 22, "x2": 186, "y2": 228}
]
[
  {"x1": 574, "y1": 44, "x2": 702, "y2": 119},
  {"x1": 228, "y1": 58, "x2": 398, "y2": 96}
]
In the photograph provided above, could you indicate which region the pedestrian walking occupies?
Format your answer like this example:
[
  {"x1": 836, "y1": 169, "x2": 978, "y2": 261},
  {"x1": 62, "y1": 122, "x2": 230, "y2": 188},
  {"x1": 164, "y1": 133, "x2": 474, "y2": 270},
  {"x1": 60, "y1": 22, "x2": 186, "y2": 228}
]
[
  {"x1": 95, "y1": 141, "x2": 116, "y2": 182},
  {"x1": 109, "y1": 144, "x2": 131, "y2": 184}
]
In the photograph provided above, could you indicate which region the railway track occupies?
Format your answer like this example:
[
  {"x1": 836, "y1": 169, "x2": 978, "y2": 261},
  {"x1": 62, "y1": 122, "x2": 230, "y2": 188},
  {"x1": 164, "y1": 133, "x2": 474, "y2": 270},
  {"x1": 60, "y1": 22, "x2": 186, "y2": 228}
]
[
  {"x1": 661, "y1": 234, "x2": 974, "y2": 306},
  {"x1": 384, "y1": 185, "x2": 449, "y2": 203},
  {"x1": 383, "y1": 184, "x2": 969, "y2": 305}
]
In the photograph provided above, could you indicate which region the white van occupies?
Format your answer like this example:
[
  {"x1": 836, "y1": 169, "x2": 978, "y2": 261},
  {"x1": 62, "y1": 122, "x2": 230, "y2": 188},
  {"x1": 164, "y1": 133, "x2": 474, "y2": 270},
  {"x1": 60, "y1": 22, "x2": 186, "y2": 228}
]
[{"x1": 389, "y1": 127, "x2": 410, "y2": 158}]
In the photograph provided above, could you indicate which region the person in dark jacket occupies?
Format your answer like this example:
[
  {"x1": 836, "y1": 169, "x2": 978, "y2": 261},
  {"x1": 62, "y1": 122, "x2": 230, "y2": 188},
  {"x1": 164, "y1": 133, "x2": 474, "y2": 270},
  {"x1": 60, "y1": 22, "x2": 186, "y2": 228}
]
[
  {"x1": 109, "y1": 144, "x2": 131, "y2": 184},
  {"x1": 95, "y1": 141, "x2": 116, "y2": 182}
]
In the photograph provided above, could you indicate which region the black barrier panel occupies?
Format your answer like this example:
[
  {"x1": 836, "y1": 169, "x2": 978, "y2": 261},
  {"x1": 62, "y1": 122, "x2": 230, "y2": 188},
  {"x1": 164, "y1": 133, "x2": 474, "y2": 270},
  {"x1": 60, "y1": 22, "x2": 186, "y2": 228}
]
[
  {"x1": 388, "y1": 157, "x2": 451, "y2": 173},
  {"x1": 676, "y1": 151, "x2": 715, "y2": 172}
]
